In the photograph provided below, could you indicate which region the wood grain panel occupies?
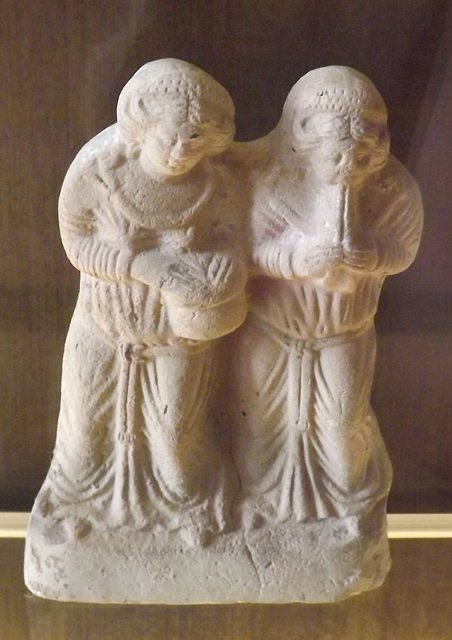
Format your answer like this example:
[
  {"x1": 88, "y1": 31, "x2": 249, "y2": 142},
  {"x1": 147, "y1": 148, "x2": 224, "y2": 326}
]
[{"x1": 1, "y1": 0, "x2": 451, "y2": 510}]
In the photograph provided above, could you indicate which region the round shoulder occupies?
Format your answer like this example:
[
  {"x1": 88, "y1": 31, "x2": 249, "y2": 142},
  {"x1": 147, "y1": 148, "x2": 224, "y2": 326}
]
[
  {"x1": 379, "y1": 155, "x2": 421, "y2": 195},
  {"x1": 59, "y1": 125, "x2": 127, "y2": 212},
  {"x1": 370, "y1": 154, "x2": 422, "y2": 213},
  {"x1": 64, "y1": 124, "x2": 125, "y2": 178}
]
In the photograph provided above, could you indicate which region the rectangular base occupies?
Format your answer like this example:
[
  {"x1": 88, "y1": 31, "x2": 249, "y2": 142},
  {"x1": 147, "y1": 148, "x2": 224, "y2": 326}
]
[{"x1": 24, "y1": 511, "x2": 390, "y2": 604}]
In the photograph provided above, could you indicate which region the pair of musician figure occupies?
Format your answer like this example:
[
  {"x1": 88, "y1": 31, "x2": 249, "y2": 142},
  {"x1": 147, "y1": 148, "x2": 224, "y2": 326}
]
[{"x1": 36, "y1": 59, "x2": 422, "y2": 545}]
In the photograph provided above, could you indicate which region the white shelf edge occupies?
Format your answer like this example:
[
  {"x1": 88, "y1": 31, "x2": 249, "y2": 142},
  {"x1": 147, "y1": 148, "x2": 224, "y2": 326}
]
[
  {"x1": 0, "y1": 512, "x2": 30, "y2": 538},
  {"x1": 1, "y1": 513, "x2": 452, "y2": 539},
  {"x1": 386, "y1": 514, "x2": 452, "y2": 538}
]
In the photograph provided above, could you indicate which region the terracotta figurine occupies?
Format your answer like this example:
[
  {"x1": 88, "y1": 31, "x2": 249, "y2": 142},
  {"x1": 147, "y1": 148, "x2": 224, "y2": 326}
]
[{"x1": 25, "y1": 63, "x2": 423, "y2": 605}]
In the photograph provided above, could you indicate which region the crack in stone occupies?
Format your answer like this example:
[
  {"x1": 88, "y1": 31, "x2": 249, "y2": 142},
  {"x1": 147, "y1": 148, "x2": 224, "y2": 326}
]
[{"x1": 243, "y1": 539, "x2": 263, "y2": 595}]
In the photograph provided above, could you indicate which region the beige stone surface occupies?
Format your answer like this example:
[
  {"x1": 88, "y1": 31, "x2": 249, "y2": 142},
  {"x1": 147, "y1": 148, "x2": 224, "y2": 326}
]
[{"x1": 25, "y1": 507, "x2": 389, "y2": 604}]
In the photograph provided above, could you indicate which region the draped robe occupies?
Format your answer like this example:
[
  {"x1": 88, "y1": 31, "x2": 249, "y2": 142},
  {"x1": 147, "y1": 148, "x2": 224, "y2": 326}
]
[
  {"x1": 232, "y1": 156, "x2": 423, "y2": 524},
  {"x1": 36, "y1": 125, "x2": 247, "y2": 537}
]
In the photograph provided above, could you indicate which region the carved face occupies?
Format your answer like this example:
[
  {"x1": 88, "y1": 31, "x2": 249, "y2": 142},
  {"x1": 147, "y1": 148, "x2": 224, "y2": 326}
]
[
  {"x1": 293, "y1": 112, "x2": 390, "y2": 185},
  {"x1": 140, "y1": 113, "x2": 230, "y2": 178}
]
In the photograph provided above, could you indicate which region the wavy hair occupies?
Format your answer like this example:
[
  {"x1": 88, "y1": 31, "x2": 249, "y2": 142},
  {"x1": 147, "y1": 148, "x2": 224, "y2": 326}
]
[
  {"x1": 117, "y1": 59, "x2": 235, "y2": 155},
  {"x1": 281, "y1": 66, "x2": 390, "y2": 172}
]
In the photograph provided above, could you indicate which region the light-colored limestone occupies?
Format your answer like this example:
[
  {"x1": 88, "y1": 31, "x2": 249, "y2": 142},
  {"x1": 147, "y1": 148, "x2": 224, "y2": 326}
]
[{"x1": 25, "y1": 62, "x2": 423, "y2": 604}]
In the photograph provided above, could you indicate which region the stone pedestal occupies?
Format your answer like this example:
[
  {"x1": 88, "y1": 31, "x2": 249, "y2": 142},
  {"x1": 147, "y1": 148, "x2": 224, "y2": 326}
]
[{"x1": 25, "y1": 506, "x2": 390, "y2": 604}]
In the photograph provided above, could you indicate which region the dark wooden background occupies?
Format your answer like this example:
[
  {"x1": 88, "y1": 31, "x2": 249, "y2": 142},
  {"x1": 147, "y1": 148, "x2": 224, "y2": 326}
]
[{"x1": 1, "y1": 0, "x2": 452, "y2": 512}]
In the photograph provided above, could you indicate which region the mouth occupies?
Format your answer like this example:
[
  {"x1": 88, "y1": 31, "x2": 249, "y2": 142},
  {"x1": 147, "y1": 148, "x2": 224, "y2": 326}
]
[
  {"x1": 164, "y1": 159, "x2": 191, "y2": 172},
  {"x1": 167, "y1": 155, "x2": 196, "y2": 167}
]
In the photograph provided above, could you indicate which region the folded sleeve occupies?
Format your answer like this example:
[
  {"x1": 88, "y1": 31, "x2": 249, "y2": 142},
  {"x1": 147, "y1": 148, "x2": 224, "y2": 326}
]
[
  {"x1": 58, "y1": 156, "x2": 134, "y2": 282},
  {"x1": 370, "y1": 160, "x2": 424, "y2": 276}
]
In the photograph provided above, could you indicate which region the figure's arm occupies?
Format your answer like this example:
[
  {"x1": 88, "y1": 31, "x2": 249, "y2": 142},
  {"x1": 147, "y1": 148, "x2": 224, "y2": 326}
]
[
  {"x1": 148, "y1": 248, "x2": 248, "y2": 308},
  {"x1": 372, "y1": 176, "x2": 423, "y2": 275},
  {"x1": 248, "y1": 178, "x2": 344, "y2": 280},
  {"x1": 59, "y1": 161, "x2": 138, "y2": 282},
  {"x1": 343, "y1": 162, "x2": 423, "y2": 276},
  {"x1": 59, "y1": 156, "x2": 182, "y2": 288},
  {"x1": 252, "y1": 233, "x2": 298, "y2": 279},
  {"x1": 252, "y1": 228, "x2": 343, "y2": 280},
  {"x1": 60, "y1": 151, "x2": 248, "y2": 308}
]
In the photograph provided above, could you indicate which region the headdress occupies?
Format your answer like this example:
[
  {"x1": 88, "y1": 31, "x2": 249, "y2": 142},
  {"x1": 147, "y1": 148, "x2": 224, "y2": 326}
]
[
  {"x1": 117, "y1": 59, "x2": 235, "y2": 141},
  {"x1": 283, "y1": 66, "x2": 387, "y2": 122}
]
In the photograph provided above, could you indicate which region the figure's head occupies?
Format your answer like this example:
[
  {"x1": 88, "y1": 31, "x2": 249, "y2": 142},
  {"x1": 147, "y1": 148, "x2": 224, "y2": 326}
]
[
  {"x1": 280, "y1": 66, "x2": 390, "y2": 185},
  {"x1": 117, "y1": 59, "x2": 235, "y2": 177}
]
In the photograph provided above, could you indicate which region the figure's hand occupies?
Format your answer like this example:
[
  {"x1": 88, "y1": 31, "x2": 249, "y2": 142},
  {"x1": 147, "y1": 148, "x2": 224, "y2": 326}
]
[
  {"x1": 161, "y1": 253, "x2": 218, "y2": 303},
  {"x1": 129, "y1": 251, "x2": 172, "y2": 288},
  {"x1": 162, "y1": 251, "x2": 247, "y2": 307},
  {"x1": 292, "y1": 244, "x2": 344, "y2": 278},
  {"x1": 130, "y1": 249, "x2": 247, "y2": 306},
  {"x1": 343, "y1": 241, "x2": 378, "y2": 273}
]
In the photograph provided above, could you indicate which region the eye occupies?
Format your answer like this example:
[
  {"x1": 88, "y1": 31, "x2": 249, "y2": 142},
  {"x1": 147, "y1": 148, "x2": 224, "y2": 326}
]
[{"x1": 190, "y1": 133, "x2": 200, "y2": 140}]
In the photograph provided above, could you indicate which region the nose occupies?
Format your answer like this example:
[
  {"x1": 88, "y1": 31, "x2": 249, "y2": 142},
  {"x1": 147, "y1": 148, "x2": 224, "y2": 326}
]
[
  {"x1": 169, "y1": 127, "x2": 202, "y2": 161},
  {"x1": 170, "y1": 140, "x2": 187, "y2": 160}
]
